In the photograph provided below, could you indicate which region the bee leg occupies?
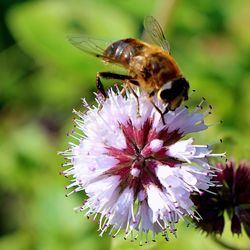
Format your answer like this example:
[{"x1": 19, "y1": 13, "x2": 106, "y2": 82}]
[
  {"x1": 150, "y1": 100, "x2": 166, "y2": 125},
  {"x1": 163, "y1": 106, "x2": 169, "y2": 115},
  {"x1": 96, "y1": 72, "x2": 141, "y2": 116},
  {"x1": 98, "y1": 72, "x2": 134, "y2": 81},
  {"x1": 96, "y1": 73, "x2": 109, "y2": 112},
  {"x1": 125, "y1": 81, "x2": 141, "y2": 117},
  {"x1": 97, "y1": 72, "x2": 138, "y2": 92},
  {"x1": 120, "y1": 79, "x2": 139, "y2": 98},
  {"x1": 97, "y1": 71, "x2": 132, "y2": 99},
  {"x1": 97, "y1": 71, "x2": 141, "y2": 116},
  {"x1": 96, "y1": 73, "x2": 107, "y2": 100},
  {"x1": 97, "y1": 71, "x2": 135, "y2": 95}
]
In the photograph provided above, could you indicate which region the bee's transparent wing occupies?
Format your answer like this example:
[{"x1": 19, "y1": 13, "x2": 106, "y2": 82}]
[
  {"x1": 68, "y1": 35, "x2": 111, "y2": 59},
  {"x1": 144, "y1": 16, "x2": 170, "y2": 52}
]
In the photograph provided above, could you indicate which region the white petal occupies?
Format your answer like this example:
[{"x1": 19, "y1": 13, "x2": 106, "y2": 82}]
[
  {"x1": 85, "y1": 175, "x2": 120, "y2": 199},
  {"x1": 150, "y1": 139, "x2": 164, "y2": 152},
  {"x1": 156, "y1": 165, "x2": 181, "y2": 188},
  {"x1": 179, "y1": 168, "x2": 197, "y2": 186}
]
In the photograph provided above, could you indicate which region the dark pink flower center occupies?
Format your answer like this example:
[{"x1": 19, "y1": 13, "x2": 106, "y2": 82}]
[{"x1": 104, "y1": 118, "x2": 183, "y2": 195}]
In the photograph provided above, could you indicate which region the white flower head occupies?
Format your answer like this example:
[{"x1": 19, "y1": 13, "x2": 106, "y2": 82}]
[{"x1": 60, "y1": 87, "x2": 224, "y2": 244}]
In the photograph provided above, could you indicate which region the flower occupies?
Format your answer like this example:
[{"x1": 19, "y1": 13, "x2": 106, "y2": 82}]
[
  {"x1": 60, "y1": 87, "x2": 224, "y2": 244},
  {"x1": 192, "y1": 160, "x2": 250, "y2": 237}
]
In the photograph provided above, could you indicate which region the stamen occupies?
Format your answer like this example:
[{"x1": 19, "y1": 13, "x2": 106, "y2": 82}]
[
  {"x1": 71, "y1": 129, "x2": 83, "y2": 138},
  {"x1": 108, "y1": 225, "x2": 115, "y2": 236},
  {"x1": 131, "y1": 204, "x2": 136, "y2": 222},
  {"x1": 207, "y1": 120, "x2": 223, "y2": 127},
  {"x1": 203, "y1": 105, "x2": 213, "y2": 117},
  {"x1": 61, "y1": 162, "x2": 72, "y2": 167},
  {"x1": 112, "y1": 226, "x2": 121, "y2": 238},
  {"x1": 98, "y1": 213, "x2": 105, "y2": 231},
  {"x1": 207, "y1": 138, "x2": 223, "y2": 148},
  {"x1": 65, "y1": 189, "x2": 75, "y2": 197},
  {"x1": 130, "y1": 230, "x2": 134, "y2": 242},
  {"x1": 65, "y1": 182, "x2": 76, "y2": 189},
  {"x1": 68, "y1": 142, "x2": 78, "y2": 147},
  {"x1": 208, "y1": 152, "x2": 226, "y2": 157},
  {"x1": 162, "y1": 229, "x2": 169, "y2": 241},
  {"x1": 93, "y1": 213, "x2": 98, "y2": 222},
  {"x1": 192, "y1": 97, "x2": 206, "y2": 113},
  {"x1": 124, "y1": 219, "x2": 133, "y2": 240},
  {"x1": 139, "y1": 230, "x2": 143, "y2": 246},
  {"x1": 145, "y1": 232, "x2": 149, "y2": 243},
  {"x1": 152, "y1": 232, "x2": 156, "y2": 242},
  {"x1": 81, "y1": 98, "x2": 90, "y2": 109},
  {"x1": 156, "y1": 219, "x2": 165, "y2": 230},
  {"x1": 66, "y1": 131, "x2": 81, "y2": 141}
]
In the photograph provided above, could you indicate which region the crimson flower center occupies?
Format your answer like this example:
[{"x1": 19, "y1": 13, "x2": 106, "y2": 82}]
[{"x1": 105, "y1": 118, "x2": 183, "y2": 192}]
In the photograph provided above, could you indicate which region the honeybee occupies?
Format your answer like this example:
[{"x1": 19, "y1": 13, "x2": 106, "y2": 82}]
[{"x1": 69, "y1": 16, "x2": 189, "y2": 118}]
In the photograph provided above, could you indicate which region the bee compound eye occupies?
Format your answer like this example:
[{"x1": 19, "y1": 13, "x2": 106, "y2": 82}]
[
  {"x1": 159, "y1": 81, "x2": 174, "y2": 101},
  {"x1": 160, "y1": 78, "x2": 189, "y2": 102},
  {"x1": 159, "y1": 88, "x2": 172, "y2": 101},
  {"x1": 174, "y1": 77, "x2": 189, "y2": 100}
]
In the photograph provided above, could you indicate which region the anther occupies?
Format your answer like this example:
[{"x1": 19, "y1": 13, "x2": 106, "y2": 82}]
[
  {"x1": 207, "y1": 120, "x2": 223, "y2": 127},
  {"x1": 207, "y1": 138, "x2": 224, "y2": 148}
]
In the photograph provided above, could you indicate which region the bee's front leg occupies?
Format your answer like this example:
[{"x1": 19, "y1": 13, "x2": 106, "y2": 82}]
[{"x1": 147, "y1": 93, "x2": 166, "y2": 125}]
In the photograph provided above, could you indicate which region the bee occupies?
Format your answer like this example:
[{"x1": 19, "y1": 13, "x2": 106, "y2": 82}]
[{"x1": 68, "y1": 16, "x2": 189, "y2": 121}]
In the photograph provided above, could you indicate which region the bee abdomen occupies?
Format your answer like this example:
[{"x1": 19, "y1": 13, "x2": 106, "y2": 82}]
[{"x1": 103, "y1": 38, "x2": 142, "y2": 65}]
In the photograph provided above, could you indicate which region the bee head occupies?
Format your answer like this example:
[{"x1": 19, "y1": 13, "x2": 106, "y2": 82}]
[{"x1": 158, "y1": 77, "x2": 189, "y2": 111}]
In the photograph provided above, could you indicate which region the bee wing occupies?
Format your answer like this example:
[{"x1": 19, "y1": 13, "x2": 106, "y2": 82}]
[
  {"x1": 144, "y1": 16, "x2": 170, "y2": 52},
  {"x1": 68, "y1": 35, "x2": 112, "y2": 60}
]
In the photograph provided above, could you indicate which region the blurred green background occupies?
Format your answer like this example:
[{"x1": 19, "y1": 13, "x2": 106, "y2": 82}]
[{"x1": 0, "y1": 0, "x2": 250, "y2": 249}]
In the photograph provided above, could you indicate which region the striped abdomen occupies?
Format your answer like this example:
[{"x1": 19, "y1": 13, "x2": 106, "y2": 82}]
[{"x1": 103, "y1": 38, "x2": 143, "y2": 66}]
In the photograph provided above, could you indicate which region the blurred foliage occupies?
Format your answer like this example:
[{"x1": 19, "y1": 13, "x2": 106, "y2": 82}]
[{"x1": 0, "y1": 0, "x2": 250, "y2": 249}]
